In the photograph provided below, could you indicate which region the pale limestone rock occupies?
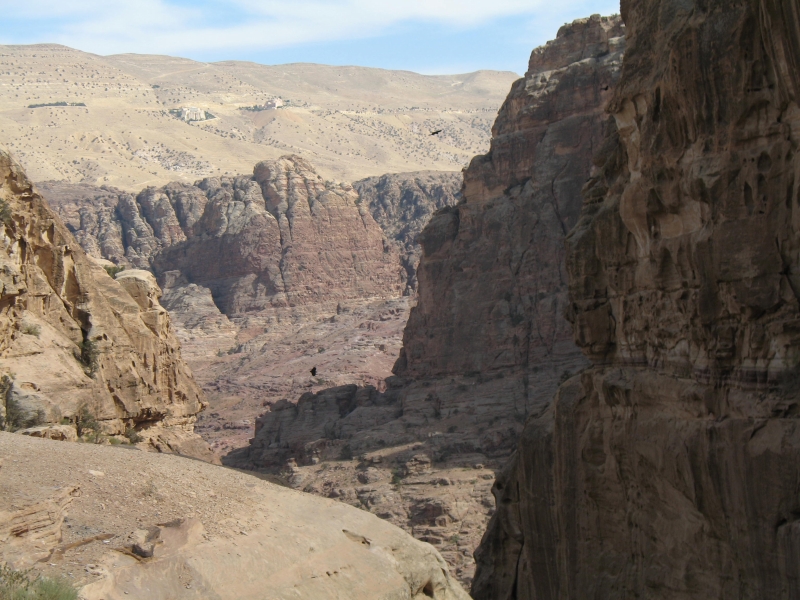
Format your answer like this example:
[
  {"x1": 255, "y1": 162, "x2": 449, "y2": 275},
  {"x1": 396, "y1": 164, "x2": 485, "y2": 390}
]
[{"x1": 18, "y1": 424, "x2": 78, "y2": 441}]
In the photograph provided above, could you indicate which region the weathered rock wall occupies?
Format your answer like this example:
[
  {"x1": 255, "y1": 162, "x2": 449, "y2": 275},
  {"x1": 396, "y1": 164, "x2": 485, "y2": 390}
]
[
  {"x1": 154, "y1": 156, "x2": 403, "y2": 313},
  {"x1": 41, "y1": 161, "x2": 464, "y2": 319},
  {"x1": 473, "y1": 1, "x2": 800, "y2": 598},
  {"x1": 240, "y1": 15, "x2": 626, "y2": 587},
  {"x1": 0, "y1": 150, "x2": 211, "y2": 460},
  {"x1": 354, "y1": 171, "x2": 462, "y2": 292},
  {"x1": 396, "y1": 14, "x2": 624, "y2": 393}
]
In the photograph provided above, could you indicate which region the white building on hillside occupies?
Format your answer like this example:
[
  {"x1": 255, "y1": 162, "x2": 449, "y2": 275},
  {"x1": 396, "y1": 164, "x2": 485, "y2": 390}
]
[{"x1": 181, "y1": 107, "x2": 205, "y2": 121}]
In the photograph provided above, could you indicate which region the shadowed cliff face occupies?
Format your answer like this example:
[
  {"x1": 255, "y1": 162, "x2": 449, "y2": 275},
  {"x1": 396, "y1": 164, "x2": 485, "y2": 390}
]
[
  {"x1": 473, "y1": 1, "x2": 800, "y2": 598},
  {"x1": 239, "y1": 15, "x2": 625, "y2": 587},
  {"x1": 354, "y1": 171, "x2": 462, "y2": 293},
  {"x1": 396, "y1": 14, "x2": 624, "y2": 391},
  {"x1": 0, "y1": 150, "x2": 212, "y2": 460}
]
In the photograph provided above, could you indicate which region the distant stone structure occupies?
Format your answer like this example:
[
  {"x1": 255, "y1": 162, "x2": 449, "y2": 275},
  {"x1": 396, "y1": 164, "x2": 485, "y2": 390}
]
[
  {"x1": 264, "y1": 98, "x2": 284, "y2": 110},
  {"x1": 180, "y1": 107, "x2": 205, "y2": 121}
]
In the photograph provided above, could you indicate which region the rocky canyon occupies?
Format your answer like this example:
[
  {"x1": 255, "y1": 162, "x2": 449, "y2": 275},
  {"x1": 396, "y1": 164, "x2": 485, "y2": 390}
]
[
  {"x1": 25, "y1": 14, "x2": 627, "y2": 587},
  {"x1": 0, "y1": 152, "x2": 468, "y2": 599},
  {"x1": 235, "y1": 14, "x2": 627, "y2": 586},
  {"x1": 5, "y1": 0, "x2": 798, "y2": 597},
  {"x1": 473, "y1": 0, "x2": 800, "y2": 598}
]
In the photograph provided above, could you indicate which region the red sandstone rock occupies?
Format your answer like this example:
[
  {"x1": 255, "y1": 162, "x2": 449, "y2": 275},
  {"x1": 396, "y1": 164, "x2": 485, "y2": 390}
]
[{"x1": 473, "y1": 2, "x2": 800, "y2": 598}]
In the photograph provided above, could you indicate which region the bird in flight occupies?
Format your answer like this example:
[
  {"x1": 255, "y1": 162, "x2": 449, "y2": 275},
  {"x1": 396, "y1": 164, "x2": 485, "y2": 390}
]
[
  {"x1": 430, "y1": 129, "x2": 443, "y2": 136},
  {"x1": 310, "y1": 366, "x2": 317, "y2": 376}
]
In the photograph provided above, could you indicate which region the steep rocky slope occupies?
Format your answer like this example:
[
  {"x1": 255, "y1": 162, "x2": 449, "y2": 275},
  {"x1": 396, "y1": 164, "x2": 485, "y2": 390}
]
[
  {"x1": 0, "y1": 149, "x2": 211, "y2": 460},
  {"x1": 239, "y1": 15, "x2": 625, "y2": 586},
  {"x1": 38, "y1": 166, "x2": 462, "y2": 454},
  {"x1": 354, "y1": 172, "x2": 462, "y2": 292},
  {"x1": 0, "y1": 433, "x2": 469, "y2": 600},
  {"x1": 473, "y1": 1, "x2": 800, "y2": 598}
]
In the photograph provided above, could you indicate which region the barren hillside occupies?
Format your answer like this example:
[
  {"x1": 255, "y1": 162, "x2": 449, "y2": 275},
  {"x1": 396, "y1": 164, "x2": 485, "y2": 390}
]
[{"x1": 0, "y1": 44, "x2": 517, "y2": 189}]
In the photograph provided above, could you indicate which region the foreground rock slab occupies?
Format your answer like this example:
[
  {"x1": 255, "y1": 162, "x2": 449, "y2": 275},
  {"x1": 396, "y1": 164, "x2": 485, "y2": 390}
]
[{"x1": 0, "y1": 433, "x2": 469, "y2": 600}]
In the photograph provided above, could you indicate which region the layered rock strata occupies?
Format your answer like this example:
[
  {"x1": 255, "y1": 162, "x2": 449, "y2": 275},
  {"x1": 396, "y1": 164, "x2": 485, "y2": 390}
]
[
  {"x1": 0, "y1": 150, "x2": 211, "y2": 460},
  {"x1": 473, "y1": 1, "x2": 800, "y2": 598},
  {"x1": 41, "y1": 159, "x2": 464, "y2": 320},
  {"x1": 240, "y1": 15, "x2": 626, "y2": 586},
  {"x1": 153, "y1": 155, "x2": 404, "y2": 313}
]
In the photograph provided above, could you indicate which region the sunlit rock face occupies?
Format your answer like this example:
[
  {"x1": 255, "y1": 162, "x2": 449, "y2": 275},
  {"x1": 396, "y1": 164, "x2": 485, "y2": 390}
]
[{"x1": 0, "y1": 150, "x2": 211, "y2": 460}]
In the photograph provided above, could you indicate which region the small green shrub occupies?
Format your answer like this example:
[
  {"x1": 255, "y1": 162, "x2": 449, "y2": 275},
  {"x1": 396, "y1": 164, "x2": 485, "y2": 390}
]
[
  {"x1": 391, "y1": 469, "x2": 403, "y2": 486},
  {"x1": 74, "y1": 404, "x2": 99, "y2": 438},
  {"x1": 339, "y1": 443, "x2": 353, "y2": 460},
  {"x1": 0, "y1": 564, "x2": 78, "y2": 600},
  {"x1": 82, "y1": 430, "x2": 105, "y2": 444},
  {"x1": 103, "y1": 265, "x2": 125, "y2": 278},
  {"x1": 124, "y1": 426, "x2": 143, "y2": 444},
  {"x1": 79, "y1": 338, "x2": 100, "y2": 376},
  {"x1": 21, "y1": 323, "x2": 41, "y2": 337},
  {"x1": 0, "y1": 199, "x2": 12, "y2": 225}
]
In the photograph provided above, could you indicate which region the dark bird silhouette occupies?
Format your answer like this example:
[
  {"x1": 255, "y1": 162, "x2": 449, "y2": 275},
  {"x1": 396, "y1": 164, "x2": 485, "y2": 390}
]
[
  {"x1": 310, "y1": 366, "x2": 317, "y2": 377},
  {"x1": 430, "y1": 129, "x2": 442, "y2": 136}
]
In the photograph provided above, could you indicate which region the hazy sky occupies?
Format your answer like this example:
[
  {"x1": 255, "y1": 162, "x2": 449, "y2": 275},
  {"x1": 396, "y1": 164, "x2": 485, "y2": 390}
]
[{"x1": 0, "y1": 0, "x2": 620, "y2": 75}]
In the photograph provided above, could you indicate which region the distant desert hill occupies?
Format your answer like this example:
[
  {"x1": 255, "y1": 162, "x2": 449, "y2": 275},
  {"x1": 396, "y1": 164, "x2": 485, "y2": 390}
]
[{"x1": 0, "y1": 44, "x2": 518, "y2": 189}]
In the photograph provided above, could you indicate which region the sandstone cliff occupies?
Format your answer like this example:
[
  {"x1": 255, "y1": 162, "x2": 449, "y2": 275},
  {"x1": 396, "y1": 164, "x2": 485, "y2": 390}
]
[
  {"x1": 396, "y1": 14, "x2": 624, "y2": 392},
  {"x1": 41, "y1": 163, "x2": 463, "y2": 311},
  {"x1": 354, "y1": 171, "x2": 462, "y2": 292},
  {"x1": 240, "y1": 15, "x2": 625, "y2": 586},
  {"x1": 0, "y1": 150, "x2": 211, "y2": 460},
  {"x1": 473, "y1": 1, "x2": 800, "y2": 598},
  {"x1": 153, "y1": 156, "x2": 404, "y2": 314}
]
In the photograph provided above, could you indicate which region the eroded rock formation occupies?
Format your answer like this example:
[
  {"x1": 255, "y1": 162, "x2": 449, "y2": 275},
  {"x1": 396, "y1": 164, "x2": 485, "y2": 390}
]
[
  {"x1": 354, "y1": 171, "x2": 462, "y2": 292},
  {"x1": 240, "y1": 15, "x2": 625, "y2": 586},
  {"x1": 41, "y1": 159, "x2": 464, "y2": 321},
  {"x1": 0, "y1": 150, "x2": 211, "y2": 460},
  {"x1": 153, "y1": 156, "x2": 404, "y2": 313},
  {"x1": 473, "y1": 1, "x2": 800, "y2": 598}
]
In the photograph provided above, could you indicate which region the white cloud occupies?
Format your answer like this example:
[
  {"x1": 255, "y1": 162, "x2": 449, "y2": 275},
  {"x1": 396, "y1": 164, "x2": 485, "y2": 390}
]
[{"x1": 0, "y1": 0, "x2": 599, "y2": 56}]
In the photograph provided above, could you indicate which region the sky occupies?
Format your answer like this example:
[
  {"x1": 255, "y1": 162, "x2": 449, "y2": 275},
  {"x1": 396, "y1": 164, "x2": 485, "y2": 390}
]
[{"x1": 0, "y1": 0, "x2": 621, "y2": 75}]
